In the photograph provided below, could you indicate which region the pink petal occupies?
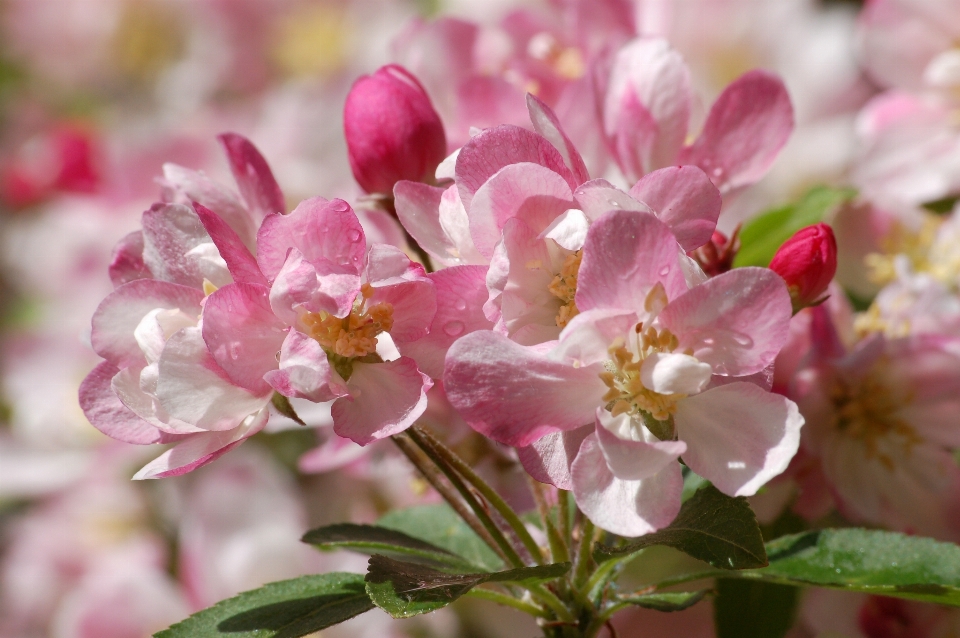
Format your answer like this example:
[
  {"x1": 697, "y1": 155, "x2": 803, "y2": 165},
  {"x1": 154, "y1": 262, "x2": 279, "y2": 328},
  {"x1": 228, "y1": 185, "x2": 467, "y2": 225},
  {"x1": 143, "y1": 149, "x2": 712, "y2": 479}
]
[
  {"x1": 218, "y1": 133, "x2": 285, "y2": 221},
  {"x1": 364, "y1": 244, "x2": 436, "y2": 344},
  {"x1": 526, "y1": 94, "x2": 590, "y2": 185},
  {"x1": 332, "y1": 357, "x2": 431, "y2": 445},
  {"x1": 658, "y1": 267, "x2": 792, "y2": 376},
  {"x1": 393, "y1": 181, "x2": 453, "y2": 263},
  {"x1": 444, "y1": 331, "x2": 605, "y2": 446},
  {"x1": 604, "y1": 38, "x2": 692, "y2": 180},
  {"x1": 256, "y1": 197, "x2": 365, "y2": 282},
  {"x1": 680, "y1": 70, "x2": 794, "y2": 192},
  {"x1": 551, "y1": 309, "x2": 639, "y2": 368},
  {"x1": 298, "y1": 435, "x2": 370, "y2": 474},
  {"x1": 628, "y1": 166, "x2": 721, "y2": 251},
  {"x1": 79, "y1": 361, "x2": 165, "y2": 444},
  {"x1": 264, "y1": 330, "x2": 347, "y2": 403},
  {"x1": 455, "y1": 124, "x2": 576, "y2": 212},
  {"x1": 108, "y1": 231, "x2": 151, "y2": 287},
  {"x1": 202, "y1": 283, "x2": 287, "y2": 395},
  {"x1": 156, "y1": 328, "x2": 271, "y2": 431},
  {"x1": 141, "y1": 203, "x2": 213, "y2": 288},
  {"x1": 675, "y1": 382, "x2": 803, "y2": 497},
  {"x1": 517, "y1": 425, "x2": 593, "y2": 490},
  {"x1": 573, "y1": 179, "x2": 651, "y2": 222},
  {"x1": 468, "y1": 162, "x2": 575, "y2": 258},
  {"x1": 575, "y1": 210, "x2": 687, "y2": 314},
  {"x1": 269, "y1": 248, "x2": 361, "y2": 323},
  {"x1": 132, "y1": 408, "x2": 268, "y2": 479},
  {"x1": 111, "y1": 365, "x2": 205, "y2": 435},
  {"x1": 571, "y1": 433, "x2": 683, "y2": 536},
  {"x1": 193, "y1": 203, "x2": 267, "y2": 286},
  {"x1": 596, "y1": 411, "x2": 686, "y2": 481},
  {"x1": 91, "y1": 279, "x2": 204, "y2": 369},
  {"x1": 400, "y1": 265, "x2": 493, "y2": 379}
]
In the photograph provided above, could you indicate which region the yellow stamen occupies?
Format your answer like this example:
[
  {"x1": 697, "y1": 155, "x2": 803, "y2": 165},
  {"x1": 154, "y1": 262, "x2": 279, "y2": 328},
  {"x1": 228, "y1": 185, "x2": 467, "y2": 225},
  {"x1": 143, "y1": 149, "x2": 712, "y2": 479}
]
[
  {"x1": 300, "y1": 287, "x2": 393, "y2": 359},
  {"x1": 548, "y1": 250, "x2": 582, "y2": 327}
]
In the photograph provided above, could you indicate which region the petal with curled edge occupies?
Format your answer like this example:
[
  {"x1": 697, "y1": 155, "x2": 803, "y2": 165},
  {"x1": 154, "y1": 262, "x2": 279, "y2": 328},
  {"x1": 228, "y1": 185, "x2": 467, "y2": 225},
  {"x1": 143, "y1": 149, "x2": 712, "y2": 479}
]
[
  {"x1": 572, "y1": 432, "x2": 683, "y2": 536},
  {"x1": 517, "y1": 424, "x2": 593, "y2": 491},
  {"x1": 264, "y1": 330, "x2": 348, "y2": 403},
  {"x1": 596, "y1": 410, "x2": 686, "y2": 481},
  {"x1": 218, "y1": 133, "x2": 285, "y2": 222},
  {"x1": 444, "y1": 330, "x2": 605, "y2": 446},
  {"x1": 675, "y1": 382, "x2": 802, "y2": 497},
  {"x1": 628, "y1": 165, "x2": 721, "y2": 252},
  {"x1": 332, "y1": 357, "x2": 431, "y2": 445},
  {"x1": 658, "y1": 267, "x2": 792, "y2": 376}
]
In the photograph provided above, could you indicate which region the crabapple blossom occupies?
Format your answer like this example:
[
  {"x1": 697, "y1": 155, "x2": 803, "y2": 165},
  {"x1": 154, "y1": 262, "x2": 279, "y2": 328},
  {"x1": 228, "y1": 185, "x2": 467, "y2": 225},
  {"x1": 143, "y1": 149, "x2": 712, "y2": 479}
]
[
  {"x1": 445, "y1": 209, "x2": 802, "y2": 535},
  {"x1": 769, "y1": 222, "x2": 838, "y2": 313}
]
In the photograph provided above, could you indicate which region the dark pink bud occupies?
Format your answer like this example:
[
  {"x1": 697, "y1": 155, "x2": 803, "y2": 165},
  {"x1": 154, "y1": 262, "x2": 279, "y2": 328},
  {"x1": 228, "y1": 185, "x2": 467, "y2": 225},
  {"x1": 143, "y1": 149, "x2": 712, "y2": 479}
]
[
  {"x1": 344, "y1": 64, "x2": 447, "y2": 195},
  {"x1": 769, "y1": 222, "x2": 837, "y2": 312}
]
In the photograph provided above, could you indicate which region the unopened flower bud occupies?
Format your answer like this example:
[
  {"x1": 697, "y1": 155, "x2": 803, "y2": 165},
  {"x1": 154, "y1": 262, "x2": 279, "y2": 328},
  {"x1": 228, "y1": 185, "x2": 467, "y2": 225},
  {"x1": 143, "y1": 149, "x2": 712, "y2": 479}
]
[
  {"x1": 344, "y1": 64, "x2": 447, "y2": 196},
  {"x1": 688, "y1": 228, "x2": 740, "y2": 277},
  {"x1": 769, "y1": 222, "x2": 837, "y2": 313}
]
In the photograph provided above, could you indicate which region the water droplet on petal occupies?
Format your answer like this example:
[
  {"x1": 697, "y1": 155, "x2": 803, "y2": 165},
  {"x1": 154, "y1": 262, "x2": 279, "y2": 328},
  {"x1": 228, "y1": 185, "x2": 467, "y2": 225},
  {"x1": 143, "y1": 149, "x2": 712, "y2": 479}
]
[
  {"x1": 229, "y1": 343, "x2": 241, "y2": 360},
  {"x1": 443, "y1": 321, "x2": 465, "y2": 337},
  {"x1": 347, "y1": 229, "x2": 361, "y2": 241},
  {"x1": 658, "y1": 266, "x2": 670, "y2": 276},
  {"x1": 454, "y1": 299, "x2": 467, "y2": 311},
  {"x1": 731, "y1": 332, "x2": 754, "y2": 348}
]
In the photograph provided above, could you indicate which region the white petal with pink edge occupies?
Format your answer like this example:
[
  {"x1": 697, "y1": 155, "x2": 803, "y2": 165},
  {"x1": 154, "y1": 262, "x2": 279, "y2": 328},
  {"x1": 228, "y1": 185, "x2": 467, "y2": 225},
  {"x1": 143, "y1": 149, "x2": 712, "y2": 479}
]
[{"x1": 596, "y1": 411, "x2": 686, "y2": 481}]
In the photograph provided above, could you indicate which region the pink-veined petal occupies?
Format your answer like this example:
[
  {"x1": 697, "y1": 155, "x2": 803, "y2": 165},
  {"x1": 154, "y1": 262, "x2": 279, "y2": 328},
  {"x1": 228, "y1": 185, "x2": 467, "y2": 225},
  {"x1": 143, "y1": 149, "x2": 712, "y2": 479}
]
[
  {"x1": 680, "y1": 70, "x2": 794, "y2": 192},
  {"x1": 269, "y1": 248, "x2": 361, "y2": 323},
  {"x1": 79, "y1": 361, "x2": 165, "y2": 444},
  {"x1": 455, "y1": 124, "x2": 576, "y2": 211},
  {"x1": 676, "y1": 382, "x2": 803, "y2": 497},
  {"x1": 444, "y1": 331, "x2": 605, "y2": 446},
  {"x1": 218, "y1": 133, "x2": 285, "y2": 221},
  {"x1": 91, "y1": 279, "x2": 203, "y2": 369},
  {"x1": 256, "y1": 197, "x2": 365, "y2": 282},
  {"x1": 160, "y1": 163, "x2": 256, "y2": 251},
  {"x1": 572, "y1": 433, "x2": 683, "y2": 536},
  {"x1": 156, "y1": 328, "x2": 271, "y2": 431},
  {"x1": 364, "y1": 244, "x2": 436, "y2": 343},
  {"x1": 193, "y1": 203, "x2": 267, "y2": 286},
  {"x1": 628, "y1": 165, "x2": 721, "y2": 251},
  {"x1": 264, "y1": 330, "x2": 348, "y2": 403},
  {"x1": 401, "y1": 265, "x2": 492, "y2": 379},
  {"x1": 132, "y1": 408, "x2": 268, "y2": 479},
  {"x1": 551, "y1": 309, "x2": 638, "y2": 368},
  {"x1": 517, "y1": 425, "x2": 593, "y2": 490},
  {"x1": 202, "y1": 283, "x2": 287, "y2": 395},
  {"x1": 659, "y1": 267, "x2": 792, "y2": 376},
  {"x1": 108, "y1": 230, "x2": 150, "y2": 287},
  {"x1": 468, "y1": 162, "x2": 575, "y2": 258},
  {"x1": 332, "y1": 357, "x2": 431, "y2": 445},
  {"x1": 573, "y1": 179, "x2": 651, "y2": 222},
  {"x1": 596, "y1": 410, "x2": 686, "y2": 481},
  {"x1": 393, "y1": 181, "x2": 454, "y2": 263},
  {"x1": 575, "y1": 210, "x2": 687, "y2": 314},
  {"x1": 141, "y1": 203, "x2": 216, "y2": 288},
  {"x1": 526, "y1": 93, "x2": 590, "y2": 185}
]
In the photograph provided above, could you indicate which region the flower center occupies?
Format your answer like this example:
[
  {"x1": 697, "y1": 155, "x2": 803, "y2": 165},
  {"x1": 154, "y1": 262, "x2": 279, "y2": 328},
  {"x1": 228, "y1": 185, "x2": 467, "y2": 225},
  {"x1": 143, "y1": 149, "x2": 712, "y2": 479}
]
[
  {"x1": 300, "y1": 284, "x2": 394, "y2": 359},
  {"x1": 830, "y1": 361, "x2": 921, "y2": 470},
  {"x1": 865, "y1": 216, "x2": 943, "y2": 286},
  {"x1": 599, "y1": 321, "x2": 692, "y2": 440},
  {"x1": 548, "y1": 249, "x2": 582, "y2": 328}
]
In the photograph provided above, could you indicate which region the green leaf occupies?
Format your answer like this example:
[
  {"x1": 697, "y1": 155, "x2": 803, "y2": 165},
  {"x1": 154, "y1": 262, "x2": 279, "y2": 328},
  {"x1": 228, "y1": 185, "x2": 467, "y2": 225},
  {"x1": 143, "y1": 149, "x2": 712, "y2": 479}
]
[
  {"x1": 681, "y1": 467, "x2": 709, "y2": 503},
  {"x1": 732, "y1": 529, "x2": 960, "y2": 606},
  {"x1": 596, "y1": 485, "x2": 767, "y2": 570},
  {"x1": 377, "y1": 504, "x2": 504, "y2": 572},
  {"x1": 301, "y1": 523, "x2": 477, "y2": 571},
  {"x1": 154, "y1": 573, "x2": 373, "y2": 638},
  {"x1": 921, "y1": 195, "x2": 959, "y2": 215},
  {"x1": 364, "y1": 554, "x2": 570, "y2": 618},
  {"x1": 734, "y1": 186, "x2": 856, "y2": 268},
  {"x1": 271, "y1": 393, "x2": 305, "y2": 425},
  {"x1": 714, "y1": 579, "x2": 798, "y2": 638},
  {"x1": 621, "y1": 590, "x2": 708, "y2": 612}
]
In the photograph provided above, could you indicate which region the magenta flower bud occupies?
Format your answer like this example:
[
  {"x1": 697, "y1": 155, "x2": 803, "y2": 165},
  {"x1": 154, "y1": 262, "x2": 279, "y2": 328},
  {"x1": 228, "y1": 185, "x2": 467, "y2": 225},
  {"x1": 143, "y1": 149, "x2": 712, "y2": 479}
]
[
  {"x1": 344, "y1": 64, "x2": 447, "y2": 196},
  {"x1": 769, "y1": 222, "x2": 838, "y2": 313}
]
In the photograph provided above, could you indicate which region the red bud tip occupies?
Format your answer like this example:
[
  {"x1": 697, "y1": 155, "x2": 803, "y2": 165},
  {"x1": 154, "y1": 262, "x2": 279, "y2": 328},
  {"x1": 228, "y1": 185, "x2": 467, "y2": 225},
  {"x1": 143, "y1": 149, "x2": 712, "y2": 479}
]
[{"x1": 769, "y1": 222, "x2": 837, "y2": 313}]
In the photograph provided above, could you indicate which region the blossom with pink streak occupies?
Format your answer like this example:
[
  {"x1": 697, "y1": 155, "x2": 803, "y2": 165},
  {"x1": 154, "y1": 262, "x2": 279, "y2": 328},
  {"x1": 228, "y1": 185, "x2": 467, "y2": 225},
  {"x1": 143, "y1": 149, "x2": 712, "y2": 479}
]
[
  {"x1": 202, "y1": 196, "x2": 436, "y2": 446},
  {"x1": 788, "y1": 305, "x2": 960, "y2": 541},
  {"x1": 445, "y1": 209, "x2": 801, "y2": 535},
  {"x1": 80, "y1": 134, "x2": 287, "y2": 479},
  {"x1": 602, "y1": 37, "x2": 794, "y2": 193}
]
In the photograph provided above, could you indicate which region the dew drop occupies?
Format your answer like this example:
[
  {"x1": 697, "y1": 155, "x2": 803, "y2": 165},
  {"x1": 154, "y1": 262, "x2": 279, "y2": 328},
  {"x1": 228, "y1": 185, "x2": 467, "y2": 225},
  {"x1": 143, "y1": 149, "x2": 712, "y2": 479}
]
[
  {"x1": 454, "y1": 299, "x2": 467, "y2": 311},
  {"x1": 608, "y1": 199, "x2": 621, "y2": 208},
  {"x1": 731, "y1": 332, "x2": 754, "y2": 348},
  {"x1": 702, "y1": 337, "x2": 715, "y2": 346},
  {"x1": 711, "y1": 167, "x2": 723, "y2": 178},
  {"x1": 658, "y1": 265, "x2": 670, "y2": 276},
  {"x1": 228, "y1": 343, "x2": 242, "y2": 361},
  {"x1": 347, "y1": 229, "x2": 361, "y2": 241},
  {"x1": 443, "y1": 321, "x2": 465, "y2": 337}
]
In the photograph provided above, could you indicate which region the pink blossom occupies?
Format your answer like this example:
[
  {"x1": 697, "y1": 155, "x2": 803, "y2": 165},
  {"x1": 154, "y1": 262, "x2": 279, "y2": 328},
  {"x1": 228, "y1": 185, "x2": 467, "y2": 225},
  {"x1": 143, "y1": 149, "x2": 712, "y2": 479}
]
[
  {"x1": 788, "y1": 305, "x2": 960, "y2": 540},
  {"x1": 769, "y1": 222, "x2": 838, "y2": 313},
  {"x1": 446, "y1": 209, "x2": 800, "y2": 535}
]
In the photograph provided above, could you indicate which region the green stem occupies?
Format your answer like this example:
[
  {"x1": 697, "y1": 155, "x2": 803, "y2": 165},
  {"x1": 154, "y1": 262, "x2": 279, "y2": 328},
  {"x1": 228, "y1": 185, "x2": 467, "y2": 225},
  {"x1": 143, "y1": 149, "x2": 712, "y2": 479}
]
[
  {"x1": 391, "y1": 433, "x2": 512, "y2": 566},
  {"x1": 584, "y1": 555, "x2": 624, "y2": 601},
  {"x1": 527, "y1": 583, "x2": 576, "y2": 622},
  {"x1": 573, "y1": 517, "x2": 596, "y2": 590},
  {"x1": 404, "y1": 429, "x2": 526, "y2": 568},
  {"x1": 559, "y1": 490, "x2": 572, "y2": 550},
  {"x1": 529, "y1": 478, "x2": 569, "y2": 564},
  {"x1": 412, "y1": 426, "x2": 545, "y2": 564},
  {"x1": 465, "y1": 587, "x2": 548, "y2": 617}
]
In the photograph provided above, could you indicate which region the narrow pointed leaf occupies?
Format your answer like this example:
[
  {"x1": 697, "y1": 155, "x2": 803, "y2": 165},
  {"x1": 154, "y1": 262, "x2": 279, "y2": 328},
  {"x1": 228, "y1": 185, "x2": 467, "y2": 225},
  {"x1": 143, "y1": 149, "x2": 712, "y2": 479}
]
[
  {"x1": 621, "y1": 590, "x2": 708, "y2": 612},
  {"x1": 301, "y1": 523, "x2": 478, "y2": 571},
  {"x1": 364, "y1": 555, "x2": 570, "y2": 618},
  {"x1": 154, "y1": 573, "x2": 373, "y2": 638},
  {"x1": 377, "y1": 504, "x2": 504, "y2": 571},
  {"x1": 271, "y1": 393, "x2": 305, "y2": 426},
  {"x1": 596, "y1": 485, "x2": 767, "y2": 570}
]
